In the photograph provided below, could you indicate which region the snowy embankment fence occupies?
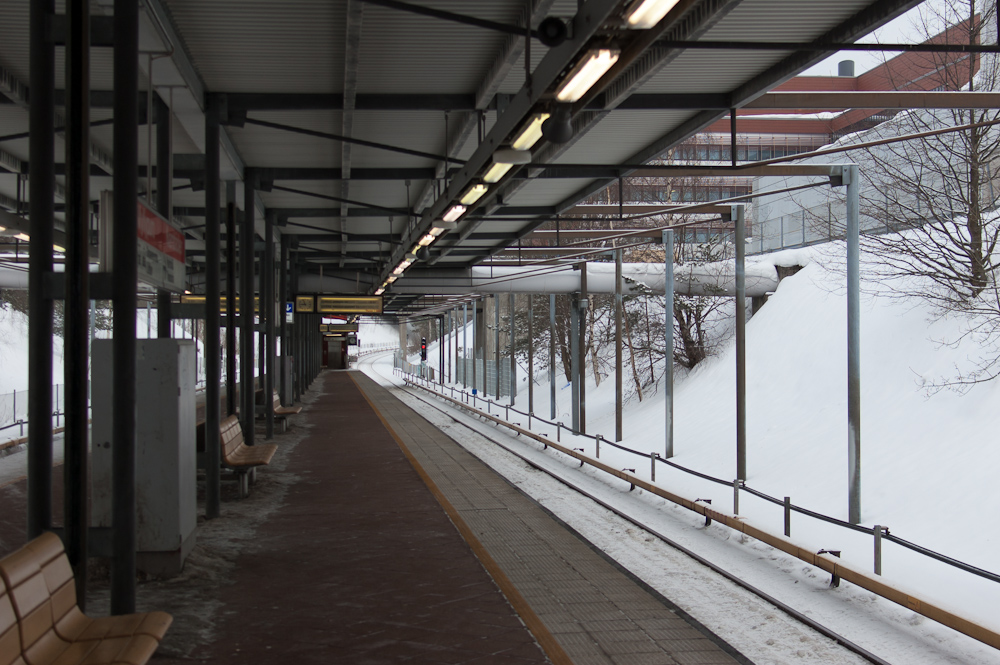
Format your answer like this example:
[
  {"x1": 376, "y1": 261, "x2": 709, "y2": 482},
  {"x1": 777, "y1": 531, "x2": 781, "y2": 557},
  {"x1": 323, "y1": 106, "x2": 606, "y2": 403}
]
[
  {"x1": 396, "y1": 366, "x2": 1000, "y2": 653},
  {"x1": 0, "y1": 384, "x2": 71, "y2": 451}
]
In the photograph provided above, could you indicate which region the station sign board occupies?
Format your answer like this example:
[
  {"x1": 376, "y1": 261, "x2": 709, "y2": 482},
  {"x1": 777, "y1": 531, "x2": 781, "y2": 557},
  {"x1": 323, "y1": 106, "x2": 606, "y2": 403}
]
[
  {"x1": 100, "y1": 192, "x2": 186, "y2": 293},
  {"x1": 180, "y1": 294, "x2": 258, "y2": 313},
  {"x1": 316, "y1": 295, "x2": 383, "y2": 314},
  {"x1": 320, "y1": 323, "x2": 359, "y2": 333}
]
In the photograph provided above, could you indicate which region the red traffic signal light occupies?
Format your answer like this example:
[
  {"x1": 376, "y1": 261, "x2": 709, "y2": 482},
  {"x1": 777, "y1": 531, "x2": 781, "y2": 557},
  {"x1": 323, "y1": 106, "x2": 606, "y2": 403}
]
[{"x1": 420, "y1": 337, "x2": 427, "y2": 361}]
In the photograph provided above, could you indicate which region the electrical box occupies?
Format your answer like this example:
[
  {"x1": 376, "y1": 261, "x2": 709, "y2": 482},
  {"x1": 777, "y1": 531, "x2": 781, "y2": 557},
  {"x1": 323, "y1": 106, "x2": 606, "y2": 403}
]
[{"x1": 91, "y1": 339, "x2": 197, "y2": 576}]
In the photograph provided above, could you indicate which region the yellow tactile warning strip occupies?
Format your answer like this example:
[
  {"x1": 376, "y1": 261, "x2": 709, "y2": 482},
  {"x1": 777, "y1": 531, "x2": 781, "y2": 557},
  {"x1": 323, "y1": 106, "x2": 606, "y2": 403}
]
[{"x1": 349, "y1": 371, "x2": 574, "y2": 665}]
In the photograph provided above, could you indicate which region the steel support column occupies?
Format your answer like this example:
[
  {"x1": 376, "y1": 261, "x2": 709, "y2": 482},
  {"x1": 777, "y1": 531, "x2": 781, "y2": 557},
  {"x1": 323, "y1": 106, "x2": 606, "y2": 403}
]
[
  {"x1": 846, "y1": 165, "x2": 861, "y2": 524},
  {"x1": 528, "y1": 294, "x2": 534, "y2": 415},
  {"x1": 472, "y1": 300, "x2": 478, "y2": 393},
  {"x1": 204, "y1": 99, "x2": 222, "y2": 519},
  {"x1": 225, "y1": 186, "x2": 237, "y2": 415},
  {"x1": 265, "y1": 214, "x2": 275, "y2": 439},
  {"x1": 571, "y1": 296, "x2": 580, "y2": 434},
  {"x1": 280, "y1": 235, "x2": 289, "y2": 402},
  {"x1": 156, "y1": 94, "x2": 171, "y2": 339},
  {"x1": 112, "y1": 0, "x2": 139, "y2": 614},
  {"x1": 579, "y1": 264, "x2": 587, "y2": 434},
  {"x1": 735, "y1": 206, "x2": 746, "y2": 480},
  {"x1": 549, "y1": 293, "x2": 556, "y2": 420},
  {"x1": 241, "y1": 177, "x2": 256, "y2": 446},
  {"x1": 462, "y1": 304, "x2": 468, "y2": 389},
  {"x1": 494, "y1": 295, "x2": 500, "y2": 398},
  {"x1": 615, "y1": 248, "x2": 623, "y2": 442},
  {"x1": 28, "y1": 0, "x2": 55, "y2": 542},
  {"x1": 509, "y1": 292, "x2": 515, "y2": 403},
  {"x1": 64, "y1": 0, "x2": 89, "y2": 605},
  {"x1": 663, "y1": 230, "x2": 674, "y2": 458}
]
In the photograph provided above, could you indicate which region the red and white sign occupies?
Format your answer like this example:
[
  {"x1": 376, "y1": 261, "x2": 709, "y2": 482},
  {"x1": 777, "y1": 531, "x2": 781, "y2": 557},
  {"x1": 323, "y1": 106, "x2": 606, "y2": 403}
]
[{"x1": 136, "y1": 200, "x2": 186, "y2": 293}]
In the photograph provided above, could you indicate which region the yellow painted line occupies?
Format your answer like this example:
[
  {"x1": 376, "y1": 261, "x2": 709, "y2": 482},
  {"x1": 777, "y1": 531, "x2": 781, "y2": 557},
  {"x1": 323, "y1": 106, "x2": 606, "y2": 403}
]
[{"x1": 349, "y1": 372, "x2": 573, "y2": 665}]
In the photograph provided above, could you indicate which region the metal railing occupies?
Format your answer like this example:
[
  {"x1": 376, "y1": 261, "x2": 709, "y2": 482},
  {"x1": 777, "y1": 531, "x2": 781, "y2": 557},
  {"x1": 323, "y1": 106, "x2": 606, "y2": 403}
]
[
  {"x1": 0, "y1": 384, "x2": 69, "y2": 443},
  {"x1": 395, "y1": 366, "x2": 1000, "y2": 588}
]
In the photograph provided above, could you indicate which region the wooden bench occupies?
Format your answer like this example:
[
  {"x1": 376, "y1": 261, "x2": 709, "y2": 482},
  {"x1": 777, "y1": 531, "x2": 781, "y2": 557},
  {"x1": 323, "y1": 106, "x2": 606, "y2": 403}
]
[
  {"x1": 256, "y1": 392, "x2": 301, "y2": 433},
  {"x1": 220, "y1": 414, "x2": 277, "y2": 498},
  {"x1": 0, "y1": 532, "x2": 172, "y2": 665}
]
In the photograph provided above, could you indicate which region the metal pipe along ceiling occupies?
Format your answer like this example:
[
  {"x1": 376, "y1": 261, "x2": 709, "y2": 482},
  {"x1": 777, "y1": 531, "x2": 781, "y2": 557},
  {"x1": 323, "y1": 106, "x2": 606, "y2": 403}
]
[{"x1": 299, "y1": 262, "x2": 779, "y2": 297}]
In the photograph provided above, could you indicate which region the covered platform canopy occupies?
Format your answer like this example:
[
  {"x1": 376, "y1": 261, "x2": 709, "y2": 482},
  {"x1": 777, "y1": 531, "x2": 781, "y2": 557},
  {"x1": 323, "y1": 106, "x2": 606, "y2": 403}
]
[{"x1": 0, "y1": 0, "x2": 927, "y2": 316}]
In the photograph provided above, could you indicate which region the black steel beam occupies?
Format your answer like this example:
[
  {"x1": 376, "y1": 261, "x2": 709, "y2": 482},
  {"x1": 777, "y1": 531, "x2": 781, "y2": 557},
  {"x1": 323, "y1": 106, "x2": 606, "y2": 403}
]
[
  {"x1": 204, "y1": 98, "x2": 222, "y2": 519},
  {"x1": 241, "y1": 176, "x2": 255, "y2": 447},
  {"x1": 63, "y1": 0, "x2": 89, "y2": 605},
  {"x1": 225, "y1": 190, "x2": 237, "y2": 417},
  {"x1": 549, "y1": 0, "x2": 926, "y2": 226},
  {"x1": 111, "y1": 0, "x2": 138, "y2": 615},
  {"x1": 28, "y1": 0, "x2": 55, "y2": 542},
  {"x1": 264, "y1": 213, "x2": 275, "y2": 439},
  {"x1": 254, "y1": 167, "x2": 437, "y2": 181},
  {"x1": 219, "y1": 92, "x2": 477, "y2": 111},
  {"x1": 52, "y1": 13, "x2": 114, "y2": 47}
]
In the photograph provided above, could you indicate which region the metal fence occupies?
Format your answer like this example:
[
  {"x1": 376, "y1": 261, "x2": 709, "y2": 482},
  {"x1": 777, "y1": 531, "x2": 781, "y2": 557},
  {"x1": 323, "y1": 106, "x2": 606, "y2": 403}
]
[
  {"x1": 396, "y1": 366, "x2": 1000, "y2": 594},
  {"x1": 453, "y1": 357, "x2": 512, "y2": 398},
  {"x1": 0, "y1": 384, "x2": 68, "y2": 441}
]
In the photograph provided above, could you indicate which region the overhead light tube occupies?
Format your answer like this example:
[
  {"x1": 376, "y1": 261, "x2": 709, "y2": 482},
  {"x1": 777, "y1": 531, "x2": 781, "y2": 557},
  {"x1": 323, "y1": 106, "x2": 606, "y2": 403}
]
[
  {"x1": 555, "y1": 49, "x2": 620, "y2": 102},
  {"x1": 442, "y1": 204, "x2": 466, "y2": 222},
  {"x1": 483, "y1": 162, "x2": 513, "y2": 184},
  {"x1": 626, "y1": 0, "x2": 681, "y2": 28},
  {"x1": 459, "y1": 184, "x2": 488, "y2": 206},
  {"x1": 14, "y1": 233, "x2": 30, "y2": 242},
  {"x1": 511, "y1": 113, "x2": 550, "y2": 150},
  {"x1": 430, "y1": 221, "x2": 456, "y2": 237},
  {"x1": 417, "y1": 233, "x2": 436, "y2": 247}
]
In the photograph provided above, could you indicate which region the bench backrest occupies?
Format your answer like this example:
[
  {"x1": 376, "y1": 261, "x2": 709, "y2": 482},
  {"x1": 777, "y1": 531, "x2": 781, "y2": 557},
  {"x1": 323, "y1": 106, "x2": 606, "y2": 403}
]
[
  {"x1": 271, "y1": 391, "x2": 282, "y2": 409},
  {"x1": 0, "y1": 583, "x2": 26, "y2": 665},
  {"x1": 220, "y1": 414, "x2": 245, "y2": 458},
  {"x1": 0, "y1": 533, "x2": 80, "y2": 665}
]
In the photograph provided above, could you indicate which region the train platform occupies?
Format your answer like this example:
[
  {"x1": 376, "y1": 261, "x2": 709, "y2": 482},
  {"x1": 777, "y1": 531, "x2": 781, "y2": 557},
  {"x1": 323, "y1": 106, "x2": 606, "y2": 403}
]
[{"x1": 0, "y1": 369, "x2": 747, "y2": 664}]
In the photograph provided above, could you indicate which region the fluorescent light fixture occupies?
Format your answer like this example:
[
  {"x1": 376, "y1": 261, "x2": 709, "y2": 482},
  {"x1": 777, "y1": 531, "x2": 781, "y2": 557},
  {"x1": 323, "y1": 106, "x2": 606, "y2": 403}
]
[
  {"x1": 0, "y1": 226, "x2": 6, "y2": 233},
  {"x1": 53, "y1": 244, "x2": 65, "y2": 253},
  {"x1": 555, "y1": 49, "x2": 620, "y2": 102},
  {"x1": 626, "y1": 0, "x2": 681, "y2": 28},
  {"x1": 386, "y1": 274, "x2": 398, "y2": 283},
  {"x1": 483, "y1": 162, "x2": 513, "y2": 184},
  {"x1": 392, "y1": 258, "x2": 414, "y2": 276},
  {"x1": 14, "y1": 233, "x2": 29, "y2": 242},
  {"x1": 511, "y1": 113, "x2": 550, "y2": 150},
  {"x1": 442, "y1": 204, "x2": 466, "y2": 222},
  {"x1": 375, "y1": 287, "x2": 385, "y2": 295},
  {"x1": 417, "y1": 233, "x2": 435, "y2": 247},
  {"x1": 459, "y1": 184, "x2": 488, "y2": 206},
  {"x1": 429, "y1": 221, "x2": 457, "y2": 237}
]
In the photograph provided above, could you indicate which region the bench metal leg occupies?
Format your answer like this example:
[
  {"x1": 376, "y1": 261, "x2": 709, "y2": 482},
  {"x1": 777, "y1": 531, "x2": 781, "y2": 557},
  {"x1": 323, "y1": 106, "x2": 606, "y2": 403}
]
[{"x1": 238, "y1": 472, "x2": 249, "y2": 499}]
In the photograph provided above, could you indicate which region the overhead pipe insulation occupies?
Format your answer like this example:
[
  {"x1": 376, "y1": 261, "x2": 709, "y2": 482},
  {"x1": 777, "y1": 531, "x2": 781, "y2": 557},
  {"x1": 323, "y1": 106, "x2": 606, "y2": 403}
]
[{"x1": 300, "y1": 262, "x2": 779, "y2": 297}]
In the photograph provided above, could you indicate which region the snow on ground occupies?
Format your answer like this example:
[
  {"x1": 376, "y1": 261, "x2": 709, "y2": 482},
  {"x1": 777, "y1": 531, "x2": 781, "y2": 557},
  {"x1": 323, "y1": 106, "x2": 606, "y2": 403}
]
[{"x1": 385, "y1": 239, "x2": 1000, "y2": 662}]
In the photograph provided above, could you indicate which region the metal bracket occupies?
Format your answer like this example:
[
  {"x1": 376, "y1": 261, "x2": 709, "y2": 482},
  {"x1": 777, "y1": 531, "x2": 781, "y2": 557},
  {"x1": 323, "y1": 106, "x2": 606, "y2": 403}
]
[
  {"x1": 695, "y1": 498, "x2": 713, "y2": 525},
  {"x1": 818, "y1": 549, "x2": 842, "y2": 587}
]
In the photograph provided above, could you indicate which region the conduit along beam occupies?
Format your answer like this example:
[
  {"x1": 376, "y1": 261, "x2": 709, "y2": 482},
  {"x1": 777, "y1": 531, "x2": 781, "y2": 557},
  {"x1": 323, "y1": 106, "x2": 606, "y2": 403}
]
[
  {"x1": 401, "y1": 377, "x2": 1000, "y2": 654},
  {"x1": 336, "y1": 262, "x2": 779, "y2": 298}
]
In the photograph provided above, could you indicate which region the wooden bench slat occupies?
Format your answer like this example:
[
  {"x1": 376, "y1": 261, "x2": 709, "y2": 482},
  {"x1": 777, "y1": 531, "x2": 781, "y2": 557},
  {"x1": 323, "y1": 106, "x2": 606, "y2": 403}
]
[{"x1": 0, "y1": 533, "x2": 171, "y2": 665}]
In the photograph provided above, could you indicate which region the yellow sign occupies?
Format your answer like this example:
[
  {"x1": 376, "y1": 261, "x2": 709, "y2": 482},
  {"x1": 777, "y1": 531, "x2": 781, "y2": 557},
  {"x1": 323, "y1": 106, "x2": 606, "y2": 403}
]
[
  {"x1": 180, "y1": 294, "x2": 258, "y2": 313},
  {"x1": 322, "y1": 323, "x2": 359, "y2": 333},
  {"x1": 315, "y1": 295, "x2": 382, "y2": 314}
]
